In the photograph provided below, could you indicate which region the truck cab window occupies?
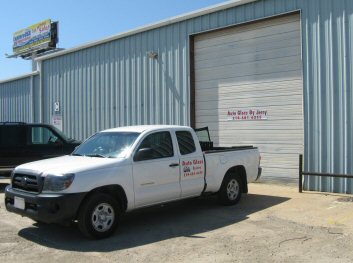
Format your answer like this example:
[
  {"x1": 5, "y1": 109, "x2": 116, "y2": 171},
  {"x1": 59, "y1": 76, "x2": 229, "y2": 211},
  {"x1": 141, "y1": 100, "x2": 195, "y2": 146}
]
[
  {"x1": 176, "y1": 131, "x2": 196, "y2": 155},
  {"x1": 135, "y1": 131, "x2": 173, "y2": 161}
]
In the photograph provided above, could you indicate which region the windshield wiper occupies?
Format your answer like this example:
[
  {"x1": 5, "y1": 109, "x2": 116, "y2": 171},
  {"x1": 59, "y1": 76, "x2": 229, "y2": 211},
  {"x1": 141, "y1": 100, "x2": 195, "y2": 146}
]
[
  {"x1": 71, "y1": 153, "x2": 83, "y2": 156},
  {"x1": 85, "y1": 154, "x2": 106, "y2": 158}
]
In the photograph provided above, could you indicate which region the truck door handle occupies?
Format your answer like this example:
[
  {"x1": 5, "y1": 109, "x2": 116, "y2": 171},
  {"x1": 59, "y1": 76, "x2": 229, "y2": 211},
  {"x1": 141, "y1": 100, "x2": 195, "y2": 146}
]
[{"x1": 169, "y1": 163, "x2": 179, "y2": 167}]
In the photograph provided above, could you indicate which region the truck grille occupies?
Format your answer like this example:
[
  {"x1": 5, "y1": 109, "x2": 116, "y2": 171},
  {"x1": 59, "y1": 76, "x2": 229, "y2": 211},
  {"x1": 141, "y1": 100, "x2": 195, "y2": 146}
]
[{"x1": 12, "y1": 173, "x2": 43, "y2": 193}]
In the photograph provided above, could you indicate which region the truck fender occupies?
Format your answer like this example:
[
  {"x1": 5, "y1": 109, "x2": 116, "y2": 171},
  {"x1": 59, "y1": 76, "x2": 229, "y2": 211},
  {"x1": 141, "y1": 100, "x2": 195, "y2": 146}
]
[
  {"x1": 221, "y1": 166, "x2": 248, "y2": 193},
  {"x1": 76, "y1": 184, "x2": 128, "y2": 219}
]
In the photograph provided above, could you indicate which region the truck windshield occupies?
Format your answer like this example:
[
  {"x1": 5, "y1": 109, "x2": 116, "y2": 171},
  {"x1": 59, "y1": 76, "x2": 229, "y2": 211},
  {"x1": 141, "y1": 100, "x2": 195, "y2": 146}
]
[{"x1": 72, "y1": 132, "x2": 140, "y2": 158}]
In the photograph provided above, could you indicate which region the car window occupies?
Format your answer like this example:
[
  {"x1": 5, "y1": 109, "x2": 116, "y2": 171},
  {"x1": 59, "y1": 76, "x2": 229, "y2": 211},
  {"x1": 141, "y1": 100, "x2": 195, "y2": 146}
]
[
  {"x1": 176, "y1": 131, "x2": 196, "y2": 155},
  {"x1": 135, "y1": 131, "x2": 174, "y2": 161},
  {"x1": 31, "y1": 127, "x2": 60, "y2": 145},
  {"x1": 0, "y1": 126, "x2": 26, "y2": 147}
]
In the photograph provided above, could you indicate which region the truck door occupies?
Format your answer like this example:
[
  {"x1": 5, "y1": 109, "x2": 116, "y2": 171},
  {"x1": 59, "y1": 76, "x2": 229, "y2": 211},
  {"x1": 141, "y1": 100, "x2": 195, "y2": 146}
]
[
  {"x1": 176, "y1": 130, "x2": 205, "y2": 198},
  {"x1": 133, "y1": 131, "x2": 181, "y2": 207},
  {"x1": 0, "y1": 125, "x2": 26, "y2": 168}
]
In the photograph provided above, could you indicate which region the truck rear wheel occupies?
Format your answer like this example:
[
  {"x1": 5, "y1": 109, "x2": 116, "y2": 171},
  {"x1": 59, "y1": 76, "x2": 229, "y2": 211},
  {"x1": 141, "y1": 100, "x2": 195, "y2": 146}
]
[
  {"x1": 78, "y1": 193, "x2": 120, "y2": 239},
  {"x1": 218, "y1": 173, "x2": 242, "y2": 205}
]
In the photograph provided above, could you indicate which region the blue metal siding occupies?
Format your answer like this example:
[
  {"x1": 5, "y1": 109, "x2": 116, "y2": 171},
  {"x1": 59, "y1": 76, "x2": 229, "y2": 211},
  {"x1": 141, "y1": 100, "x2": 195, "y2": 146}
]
[
  {"x1": 300, "y1": 0, "x2": 353, "y2": 193},
  {"x1": 37, "y1": 0, "x2": 353, "y2": 193},
  {"x1": 42, "y1": 25, "x2": 194, "y2": 140},
  {"x1": 0, "y1": 74, "x2": 38, "y2": 123}
]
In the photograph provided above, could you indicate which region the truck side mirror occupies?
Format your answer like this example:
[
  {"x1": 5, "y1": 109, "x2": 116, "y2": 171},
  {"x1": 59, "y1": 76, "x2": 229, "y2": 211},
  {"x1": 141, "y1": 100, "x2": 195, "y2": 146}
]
[{"x1": 134, "y1": 148, "x2": 154, "y2": 161}]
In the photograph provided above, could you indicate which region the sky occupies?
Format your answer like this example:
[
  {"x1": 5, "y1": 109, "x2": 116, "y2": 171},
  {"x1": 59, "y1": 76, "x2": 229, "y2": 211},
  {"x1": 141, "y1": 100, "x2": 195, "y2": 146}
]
[{"x1": 0, "y1": 0, "x2": 227, "y2": 80}]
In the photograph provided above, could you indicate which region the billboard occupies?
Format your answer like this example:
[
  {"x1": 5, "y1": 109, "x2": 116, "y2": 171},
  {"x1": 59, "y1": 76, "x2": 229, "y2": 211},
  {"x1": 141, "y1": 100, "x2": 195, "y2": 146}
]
[{"x1": 13, "y1": 19, "x2": 52, "y2": 54}]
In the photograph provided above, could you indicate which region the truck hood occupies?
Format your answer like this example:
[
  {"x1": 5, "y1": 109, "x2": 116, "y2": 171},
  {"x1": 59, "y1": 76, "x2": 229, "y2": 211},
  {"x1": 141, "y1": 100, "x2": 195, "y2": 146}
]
[{"x1": 14, "y1": 155, "x2": 126, "y2": 176}]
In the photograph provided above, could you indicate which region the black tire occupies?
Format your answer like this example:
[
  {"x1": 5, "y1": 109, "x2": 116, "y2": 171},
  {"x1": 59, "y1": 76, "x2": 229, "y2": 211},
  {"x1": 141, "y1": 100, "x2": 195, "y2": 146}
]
[
  {"x1": 78, "y1": 193, "x2": 120, "y2": 239},
  {"x1": 218, "y1": 173, "x2": 242, "y2": 206}
]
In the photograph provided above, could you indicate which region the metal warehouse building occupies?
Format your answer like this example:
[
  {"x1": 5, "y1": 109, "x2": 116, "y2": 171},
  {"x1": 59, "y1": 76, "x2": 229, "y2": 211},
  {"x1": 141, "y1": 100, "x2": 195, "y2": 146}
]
[{"x1": 1, "y1": 0, "x2": 353, "y2": 193}]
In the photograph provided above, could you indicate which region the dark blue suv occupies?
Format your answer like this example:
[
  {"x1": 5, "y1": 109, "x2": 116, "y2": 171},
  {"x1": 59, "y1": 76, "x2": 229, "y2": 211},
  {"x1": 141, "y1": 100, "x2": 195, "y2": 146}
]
[{"x1": 0, "y1": 122, "x2": 80, "y2": 176}]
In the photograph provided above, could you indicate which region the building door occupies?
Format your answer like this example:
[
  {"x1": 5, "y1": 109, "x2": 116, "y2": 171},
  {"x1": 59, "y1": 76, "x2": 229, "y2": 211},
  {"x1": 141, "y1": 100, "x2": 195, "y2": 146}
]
[{"x1": 194, "y1": 13, "x2": 303, "y2": 182}]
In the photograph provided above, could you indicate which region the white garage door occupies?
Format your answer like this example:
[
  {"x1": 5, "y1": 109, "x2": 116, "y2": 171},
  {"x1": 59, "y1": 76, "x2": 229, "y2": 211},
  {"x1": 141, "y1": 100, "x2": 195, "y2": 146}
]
[{"x1": 194, "y1": 14, "x2": 303, "y2": 182}]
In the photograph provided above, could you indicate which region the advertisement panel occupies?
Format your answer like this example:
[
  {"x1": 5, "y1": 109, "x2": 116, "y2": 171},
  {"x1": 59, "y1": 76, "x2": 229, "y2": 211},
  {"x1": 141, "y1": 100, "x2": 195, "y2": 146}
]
[{"x1": 13, "y1": 19, "x2": 51, "y2": 54}]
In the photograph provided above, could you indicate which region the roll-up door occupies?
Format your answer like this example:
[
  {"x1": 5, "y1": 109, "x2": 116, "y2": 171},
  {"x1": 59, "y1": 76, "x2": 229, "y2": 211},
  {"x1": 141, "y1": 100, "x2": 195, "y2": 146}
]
[{"x1": 194, "y1": 13, "x2": 303, "y2": 182}]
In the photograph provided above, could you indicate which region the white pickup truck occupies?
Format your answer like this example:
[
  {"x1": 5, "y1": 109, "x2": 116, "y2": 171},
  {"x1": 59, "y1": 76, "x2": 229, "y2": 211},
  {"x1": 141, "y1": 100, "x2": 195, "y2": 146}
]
[{"x1": 5, "y1": 125, "x2": 261, "y2": 239}]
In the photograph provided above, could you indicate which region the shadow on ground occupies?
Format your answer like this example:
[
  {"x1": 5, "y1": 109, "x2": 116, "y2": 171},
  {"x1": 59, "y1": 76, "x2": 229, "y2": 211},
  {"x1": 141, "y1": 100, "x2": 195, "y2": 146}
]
[{"x1": 18, "y1": 193, "x2": 289, "y2": 252}]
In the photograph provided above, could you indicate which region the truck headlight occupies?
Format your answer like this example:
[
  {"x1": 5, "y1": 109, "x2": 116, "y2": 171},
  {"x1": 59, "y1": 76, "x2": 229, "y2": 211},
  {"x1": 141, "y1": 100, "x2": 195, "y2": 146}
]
[{"x1": 42, "y1": 173, "x2": 75, "y2": 192}]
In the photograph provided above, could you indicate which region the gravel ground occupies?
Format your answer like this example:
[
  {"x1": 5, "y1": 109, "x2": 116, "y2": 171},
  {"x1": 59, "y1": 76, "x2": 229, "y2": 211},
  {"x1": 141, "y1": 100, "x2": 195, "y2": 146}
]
[{"x1": 1, "y1": 180, "x2": 353, "y2": 263}]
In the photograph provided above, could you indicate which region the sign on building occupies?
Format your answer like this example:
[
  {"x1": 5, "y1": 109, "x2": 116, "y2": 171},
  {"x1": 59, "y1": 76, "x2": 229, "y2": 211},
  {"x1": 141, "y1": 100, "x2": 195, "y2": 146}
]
[{"x1": 227, "y1": 108, "x2": 268, "y2": 121}]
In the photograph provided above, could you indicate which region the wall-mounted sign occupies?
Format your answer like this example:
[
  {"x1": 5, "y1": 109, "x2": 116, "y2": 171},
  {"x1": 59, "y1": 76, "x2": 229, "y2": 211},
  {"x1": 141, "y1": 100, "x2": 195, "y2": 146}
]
[
  {"x1": 52, "y1": 115, "x2": 62, "y2": 131},
  {"x1": 54, "y1": 101, "x2": 60, "y2": 112},
  {"x1": 13, "y1": 19, "x2": 52, "y2": 54},
  {"x1": 227, "y1": 108, "x2": 268, "y2": 121}
]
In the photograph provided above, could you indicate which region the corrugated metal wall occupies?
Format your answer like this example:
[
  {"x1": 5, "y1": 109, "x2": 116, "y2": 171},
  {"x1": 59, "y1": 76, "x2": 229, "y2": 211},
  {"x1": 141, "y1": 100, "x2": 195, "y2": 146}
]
[
  {"x1": 17, "y1": 0, "x2": 353, "y2": 193},
  {"x1": 0, "y1": 73, "x2": 39, "y2": 123},
  {"x1": 42, "y1": 28, "x2": 190, "y2": 140},
  {"x1": 301, "y1": 0, "x2": 353, "y2": 193}
]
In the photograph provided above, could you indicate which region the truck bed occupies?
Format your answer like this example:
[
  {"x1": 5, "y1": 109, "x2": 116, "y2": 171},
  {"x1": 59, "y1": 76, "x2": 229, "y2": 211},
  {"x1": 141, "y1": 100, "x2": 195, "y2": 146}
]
[
  {"x1": 203, "y1": 145, "x2": 257, "y2": 154},
  {"x1": 199, "y1": 140, "x2": 256, "y2": 153},
  {"x1": 195, "y1": 127, "x2": 257, "y2": 153}
]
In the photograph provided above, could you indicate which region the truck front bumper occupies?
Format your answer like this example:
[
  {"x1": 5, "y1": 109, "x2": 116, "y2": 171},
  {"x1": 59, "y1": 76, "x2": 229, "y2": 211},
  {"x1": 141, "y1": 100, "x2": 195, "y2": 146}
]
[{"x1": 4, "y1": 185, "x2": 86, "y2": 224}]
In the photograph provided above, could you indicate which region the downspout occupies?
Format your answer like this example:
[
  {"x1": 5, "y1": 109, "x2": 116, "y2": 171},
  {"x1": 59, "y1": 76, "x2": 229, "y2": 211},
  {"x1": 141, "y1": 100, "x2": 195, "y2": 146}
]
[
  {"x1": 37, "y1": 60, "x2": 43, "y2": 123},
  {"x1": 30, "y1": 75, "x2": 35, "y2": 122}
]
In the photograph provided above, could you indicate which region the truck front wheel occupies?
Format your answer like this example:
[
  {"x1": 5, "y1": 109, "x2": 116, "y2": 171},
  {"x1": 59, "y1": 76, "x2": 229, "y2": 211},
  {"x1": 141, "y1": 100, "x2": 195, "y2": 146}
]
[
  {"x1": 78, "y1": 193, "x2": 121, "y2": 239},
  {"x1": 218, "y1": 173, "x2": 242, "y2": 205}
]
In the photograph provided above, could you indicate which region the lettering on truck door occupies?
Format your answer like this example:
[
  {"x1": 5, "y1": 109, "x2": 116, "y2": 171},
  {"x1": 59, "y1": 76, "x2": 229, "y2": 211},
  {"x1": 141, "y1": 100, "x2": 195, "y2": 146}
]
[
  {"x1": 176, "y1": 130, "x2": 205, "y2": 197},
  {"x1": 132, "y1": 131, "x2": 181, "y2": 207}
]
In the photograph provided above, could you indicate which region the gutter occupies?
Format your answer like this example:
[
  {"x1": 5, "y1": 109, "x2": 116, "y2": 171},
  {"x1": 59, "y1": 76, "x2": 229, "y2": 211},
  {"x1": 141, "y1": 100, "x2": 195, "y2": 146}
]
[{"x1": 0, "y1": 71, "x2": 39, "y2": 84}]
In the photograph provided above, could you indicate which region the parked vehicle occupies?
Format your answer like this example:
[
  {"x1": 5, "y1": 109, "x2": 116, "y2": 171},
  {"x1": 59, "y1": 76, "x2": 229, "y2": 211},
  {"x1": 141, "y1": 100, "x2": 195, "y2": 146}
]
[
  {"x1": 0, "y1": 122, "x2": 80, "y2": 176},
  {"x1": 5, "y1": 125, "x2": 261, "y2": 239}
]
